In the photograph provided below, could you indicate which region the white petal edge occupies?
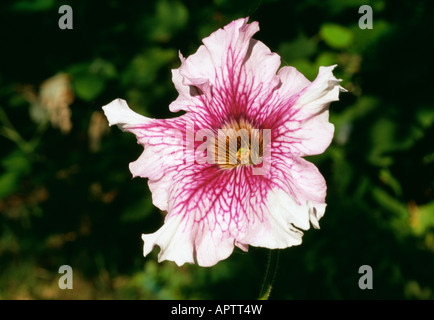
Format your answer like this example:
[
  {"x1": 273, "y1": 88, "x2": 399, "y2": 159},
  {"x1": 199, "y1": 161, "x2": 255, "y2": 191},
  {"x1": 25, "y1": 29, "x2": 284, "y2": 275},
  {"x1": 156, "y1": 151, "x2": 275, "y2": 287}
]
[
  {"x1": 244, "y1": 188, "x2": 326, "y2": 249},
  {"x1": 277, "y1": 65, "x2": 346, "y2": 156},
  {"x1": 295, "y1": 65, "x2": 347, "y2": 117},
  {"x1": 142, "y1": 214, "x2": 195, "y2": 267},
  {"x1": 102, "y1": 98, "x2": 150, "y2": 129}
]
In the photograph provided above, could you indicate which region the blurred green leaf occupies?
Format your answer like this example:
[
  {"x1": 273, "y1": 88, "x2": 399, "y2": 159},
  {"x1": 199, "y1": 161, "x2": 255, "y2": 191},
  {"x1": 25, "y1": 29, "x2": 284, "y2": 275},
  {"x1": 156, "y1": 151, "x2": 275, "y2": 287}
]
[
  {"x1": 89, "y1": 59, "x2": 118, "y2": 80},
  {"x1": 68, "y1": 59, "x2": 118, "y2": 102},
  {"x1": 368, "y1": 117, "x2": 398, "y2": 166},
  {"x1": 410, "y1": 201, "x2": 434, "y2": 235},
  {"x1": 0, "y1": 172, "x2": 19, "y2": 199},
  {"x1": 315, "y1": 52, "x2": 338, "y2": 68},
  {"x1": 0, "y1": 150, "x2": 31, "y2": 199},
  {"x1": 279, "y1": 34, "x2": 317, "y2": 62},
  {"x1": 11, "y1": 0, "x2": 55, "y2": 12},
  {"x1": 320, "y1": 23, "x2": 354, "y2": 49},
  {"x1": 405, "y1": 280, "x2": 433, "y2": 299},
  {"x1": 416, "y1": 107, "x2": 434, "y2": 129},
  {"x1": 122, "y1": 48, "x2": 176, "y2": 87},
  {"x1": 73, "y1": 74, "x2": 105, "y2": 102},
  {"x1": 148, "y1": 0, "x2": 189, "y2": 42},
  {"x1": 2, "y1": 150, "x2": 31, "y2": 174}
]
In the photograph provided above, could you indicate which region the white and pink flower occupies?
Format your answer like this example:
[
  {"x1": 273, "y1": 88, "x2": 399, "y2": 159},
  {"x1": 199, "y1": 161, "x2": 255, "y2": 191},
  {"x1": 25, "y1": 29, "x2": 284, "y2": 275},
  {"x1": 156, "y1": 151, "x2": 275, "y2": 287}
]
[{"x1": 103, "y1": 18, "x2": 345, "y2": 267}]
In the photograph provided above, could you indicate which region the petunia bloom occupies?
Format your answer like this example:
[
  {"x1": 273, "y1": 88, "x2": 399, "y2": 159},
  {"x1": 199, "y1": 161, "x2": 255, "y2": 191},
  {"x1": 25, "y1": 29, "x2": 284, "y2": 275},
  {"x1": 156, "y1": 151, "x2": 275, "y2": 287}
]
[{"x1": 103, "y1": 18, "x2": 346, "y2": 267}]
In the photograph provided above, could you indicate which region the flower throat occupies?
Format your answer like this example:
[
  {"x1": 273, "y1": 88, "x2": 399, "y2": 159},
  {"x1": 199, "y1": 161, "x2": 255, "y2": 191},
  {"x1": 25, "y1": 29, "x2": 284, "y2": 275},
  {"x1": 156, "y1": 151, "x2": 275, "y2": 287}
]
[{"x1": 214, "y1": 118, "x2": 264, "y2": 170}]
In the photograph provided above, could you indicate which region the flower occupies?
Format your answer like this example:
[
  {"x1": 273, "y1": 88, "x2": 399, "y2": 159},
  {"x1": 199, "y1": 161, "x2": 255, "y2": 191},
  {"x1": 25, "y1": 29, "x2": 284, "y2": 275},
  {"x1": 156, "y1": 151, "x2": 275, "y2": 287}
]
[{"x1": 103, "y1": 17, "x2": 345, "y2": 267}]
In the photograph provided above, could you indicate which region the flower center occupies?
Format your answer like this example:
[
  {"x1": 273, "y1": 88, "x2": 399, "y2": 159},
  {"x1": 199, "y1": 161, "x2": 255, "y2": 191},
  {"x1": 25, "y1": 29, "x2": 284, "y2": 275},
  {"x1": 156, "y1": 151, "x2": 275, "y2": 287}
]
[{"x1": 215, "y1": 118, "x2": 263, "y2": 170}]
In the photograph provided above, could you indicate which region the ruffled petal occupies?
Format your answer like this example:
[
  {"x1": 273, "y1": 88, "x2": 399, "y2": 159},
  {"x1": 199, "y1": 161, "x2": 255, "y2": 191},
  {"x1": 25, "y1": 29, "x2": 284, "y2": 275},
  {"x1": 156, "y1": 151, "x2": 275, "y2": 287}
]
[
  {"x1": 142, "y1": 213, "x2": 195, "y2": 266},
  {"x1": 103, "y1": 99, "x2": 262, "y2": 266},
  {"x1": 140, "y1": 164, "x2": 274, "y2": 266},
  {"x1": 270, "y1": 65, "x2": 345, "y2": 157},
  {"x1": 271, "y1": 155, "x2": 327, "y2": 219},
  {"x1": 102, "y1": 98, "x2": 150, "y2": 127},
  {"x1": 178, "y1": 18, "x2": 258, "y2": 92},
  {"x1": 238, "y1": 156, "x2": 327, "y2": 249},
  {"x1": 245, "y1": 188, "x2": 305, "y2": 248},
  {"x1": 141, "y1": 153, "x2": 327, "y2": 266},
  {"x1": 102, "y1": 98, "x2": 188, "y2": 211},
  {"x1": 277, "y1": 66, "x2": 311, "y2": 98},
  {"x1": 168, "y1": 52, "x2": 205, "y2": 113},
  {"x1": 166, "y1": 165, "x2": 244, "y2": 266},
  {"x1": 172, "y1": 18, "x2": 281, "y2": 123}
]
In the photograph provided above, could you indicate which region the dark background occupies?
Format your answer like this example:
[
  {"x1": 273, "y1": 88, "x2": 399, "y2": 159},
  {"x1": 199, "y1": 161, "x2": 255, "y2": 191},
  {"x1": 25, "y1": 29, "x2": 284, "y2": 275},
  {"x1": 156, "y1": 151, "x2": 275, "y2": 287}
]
[{"x1": 0, "y1": 0, "x2": 433, "y2": 299}]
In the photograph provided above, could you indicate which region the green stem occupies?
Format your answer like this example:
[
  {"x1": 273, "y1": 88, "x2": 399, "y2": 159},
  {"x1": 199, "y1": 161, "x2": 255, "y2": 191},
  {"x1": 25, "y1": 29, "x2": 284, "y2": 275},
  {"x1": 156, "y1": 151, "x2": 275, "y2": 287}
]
[{"x1": 258, "y1": 249, "x2": 280, "y2": 300}]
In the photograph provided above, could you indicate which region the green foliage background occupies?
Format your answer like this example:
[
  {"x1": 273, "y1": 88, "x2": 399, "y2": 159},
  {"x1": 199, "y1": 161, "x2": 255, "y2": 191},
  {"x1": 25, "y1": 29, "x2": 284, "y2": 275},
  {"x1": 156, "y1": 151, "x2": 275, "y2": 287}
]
[{"x1": 0, "y1": 0, "x2": 433, "y2": 299}]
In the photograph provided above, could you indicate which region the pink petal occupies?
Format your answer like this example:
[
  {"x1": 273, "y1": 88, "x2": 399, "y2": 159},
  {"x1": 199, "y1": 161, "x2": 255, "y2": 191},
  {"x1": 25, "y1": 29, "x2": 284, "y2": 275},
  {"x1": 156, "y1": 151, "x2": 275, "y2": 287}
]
[
  {"x1": 171, "y1": 18, "x2": 281, "y2": 123},
  {"x1": 103, "y1": 99, "x2": 188, "y2": 211},
  {"x1": 143, "y1": 164, "x2": 272, "y2": 266},
  {"x1": 271, "y1": 65, "x2": 345, "y2": 157},
  {"x1": 239, "y1": 156, "x2": 327, "y2": 248},
  {"x1": 178, "y1": 18, "x2": 258, "y2": 92},
  {"x1": 271, "y1": 155, "x2": 327, "y2": 216},
  {"x1": 277, "y1": 66, "x2": 311, "y2": 98},
  {"x1": 168, "y1": 52, "x2": 204, "y2": 113},
  {"x1": 140, "y1": 155, "x2": 327, "y2": 266}
]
